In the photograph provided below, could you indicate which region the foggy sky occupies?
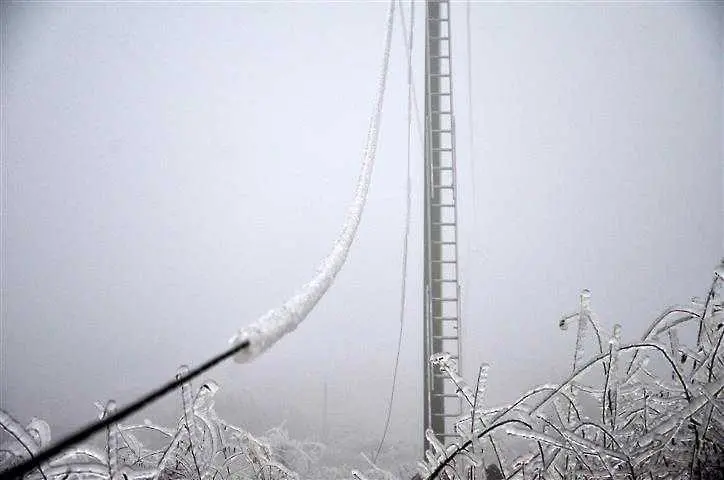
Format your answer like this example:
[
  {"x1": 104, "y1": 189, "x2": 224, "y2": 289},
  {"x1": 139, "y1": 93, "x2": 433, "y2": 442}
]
[{"x1": 2, "y1": 0, "x2": 723, "y2": 457}]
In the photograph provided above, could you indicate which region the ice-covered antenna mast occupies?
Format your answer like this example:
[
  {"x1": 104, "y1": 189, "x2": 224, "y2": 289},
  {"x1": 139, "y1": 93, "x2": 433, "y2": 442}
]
[{"x1": 423, "y1": 0, "x2": 463, "y2": 450}]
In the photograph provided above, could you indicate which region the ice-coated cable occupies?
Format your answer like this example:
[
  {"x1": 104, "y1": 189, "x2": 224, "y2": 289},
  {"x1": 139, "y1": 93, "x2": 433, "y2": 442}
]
[
  {"x1": 229, "y1": 0, "x2": 396, "y2": 364},
  {"x1": 0, "y1": 4, "x2": 397, "y2": 479}
]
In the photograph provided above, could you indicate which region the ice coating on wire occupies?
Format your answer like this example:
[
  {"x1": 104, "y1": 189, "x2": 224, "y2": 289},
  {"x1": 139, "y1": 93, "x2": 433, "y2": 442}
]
[{"x1": 229, "y1": 0, "x2": 396, "y2": 364}]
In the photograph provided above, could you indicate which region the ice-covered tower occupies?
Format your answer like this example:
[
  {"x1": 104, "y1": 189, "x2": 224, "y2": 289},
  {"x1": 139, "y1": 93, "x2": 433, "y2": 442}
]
[{"x1": 423, "y1": 0, "x2": 462, "y2": 450}]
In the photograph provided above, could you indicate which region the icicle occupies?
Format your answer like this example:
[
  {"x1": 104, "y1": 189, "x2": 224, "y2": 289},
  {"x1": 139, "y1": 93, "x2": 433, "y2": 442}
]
[
  {"x1": 425, "y1": 428, "x2": 447, "y2": 463},
  {"x1": 473, "y1": 363, "x2": 490, "y2": 408},
  {"x1": 606, "y1": 324, "x2": 622, "y2": 429},
  {"x1": 104, "y1": 399, "x2": 118, "y2": 478},
  {"x1": 573, "y1": 289, "x2": 591, "y2": 372}
]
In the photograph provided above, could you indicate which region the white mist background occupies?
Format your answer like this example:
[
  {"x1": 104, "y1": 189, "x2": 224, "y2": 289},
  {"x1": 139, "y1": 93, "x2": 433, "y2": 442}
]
[{"x1": 2, "y1": 1, "x2": 722, "y2": 457}]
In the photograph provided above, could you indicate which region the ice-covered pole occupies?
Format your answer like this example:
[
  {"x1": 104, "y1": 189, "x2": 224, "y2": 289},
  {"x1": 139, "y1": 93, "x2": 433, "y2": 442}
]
[{"x1": 229, "y1": 0, "x2": 395, "y2": 364}]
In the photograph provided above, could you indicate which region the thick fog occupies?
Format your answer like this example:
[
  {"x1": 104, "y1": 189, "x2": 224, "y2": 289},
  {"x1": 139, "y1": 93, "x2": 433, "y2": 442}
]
[{"x1": 2, "y1": 0, "x2": 722, "y2": 464}]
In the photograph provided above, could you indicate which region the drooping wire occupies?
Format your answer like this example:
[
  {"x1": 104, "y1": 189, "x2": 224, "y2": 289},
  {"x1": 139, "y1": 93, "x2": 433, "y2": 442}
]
[
  {"x1": 2, "y1": 3, "x2": 400, "y2": 478},
  {"x1": 465, "y1": 0, "x2": 478, "y2": 224},
  {"x1": 373, "y1": 0, "x2": 415, "y2": 464},
  {"x1": 461, "y1": 0, "x2": 479, "y2": 341},
  {"x1": 228, "y1": 0, "x2": 397, "y2": 366}
]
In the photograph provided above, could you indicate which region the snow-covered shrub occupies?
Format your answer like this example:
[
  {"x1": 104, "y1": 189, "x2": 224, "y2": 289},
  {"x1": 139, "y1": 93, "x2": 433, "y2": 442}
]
[
  {"x1": 419, "y1": 264, "x2": 724, "y2": 480},
  {"x1": 1, "y1": 379, "x2": 299, "y2": 480},
  {"x1": 2, "y1": 264, "x2": 722, "y2": 480}
]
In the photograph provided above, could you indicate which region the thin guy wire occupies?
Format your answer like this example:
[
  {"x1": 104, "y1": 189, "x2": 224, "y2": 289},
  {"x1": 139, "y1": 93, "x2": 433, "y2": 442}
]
[
  {"x1": 461, "y1": 0, "x2": 479, "y2": 352},
  {"x1": 373, "y1": 0, "x2": 415, "y2": 464}
]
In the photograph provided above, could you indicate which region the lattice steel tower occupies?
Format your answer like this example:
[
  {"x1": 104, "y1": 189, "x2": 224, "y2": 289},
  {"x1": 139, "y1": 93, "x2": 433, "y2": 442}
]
[{"x1": 423, "y1": 0, "x2": 462, "y2": 449}]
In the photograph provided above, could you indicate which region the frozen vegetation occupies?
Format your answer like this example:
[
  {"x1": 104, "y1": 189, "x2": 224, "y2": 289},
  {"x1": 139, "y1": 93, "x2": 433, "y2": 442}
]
[{"x1": 2, "y1": 263, "x2": 723, "y2": 480}]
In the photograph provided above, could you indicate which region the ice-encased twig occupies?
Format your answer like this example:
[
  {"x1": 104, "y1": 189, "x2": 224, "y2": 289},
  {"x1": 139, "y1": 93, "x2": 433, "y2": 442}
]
[
  {"x1": 632, "y1": 376, "x2": 724, "y2": 455},
  {"x1": 430, "y1": 353, "x2": 475, "y2": 406},
  {"x1": 0, "y1": 410, "x2": 48, "y2": 480}
]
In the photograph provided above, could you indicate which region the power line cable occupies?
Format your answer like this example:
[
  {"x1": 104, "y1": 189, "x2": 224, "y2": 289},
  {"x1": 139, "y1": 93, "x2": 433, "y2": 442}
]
[
  {"x1": 373, "y1": 0, "x2": 415, "y2": 464},
  {"x1": 2, "y1": 3, "x2": 399, "y2": 478},
  {"x1": 228, "y1": 0, "x2": 396, "y2": 365},
  {"x1": 0, "y1": 339, "x2": 250, "y2": 480}
]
